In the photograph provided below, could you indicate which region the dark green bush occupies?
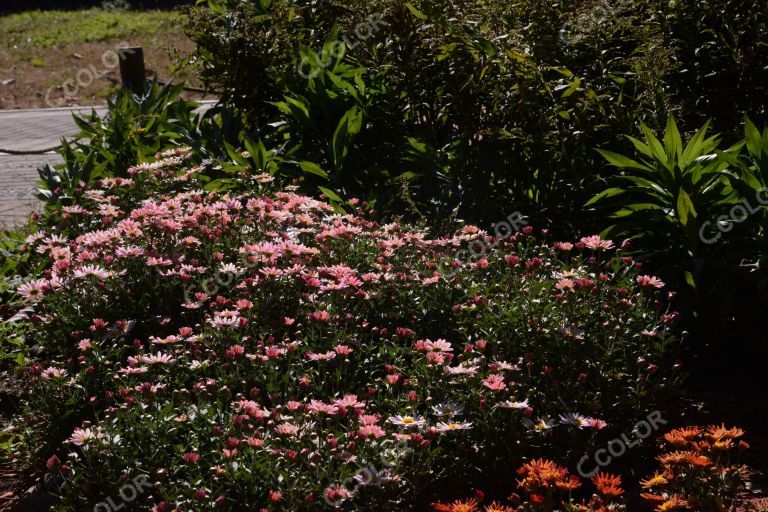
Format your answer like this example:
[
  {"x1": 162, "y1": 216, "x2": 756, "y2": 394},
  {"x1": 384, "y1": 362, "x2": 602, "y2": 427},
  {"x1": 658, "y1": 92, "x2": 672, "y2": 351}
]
[
  {"x1": 654, "y1": 0, "x2": 768, "y2": 134},
  {"x1": 184, "y1": 0, "x2": 768, "y2": 232},
  {"x1": 589, "y1": 117, "x2": 768, "y2": 385}
]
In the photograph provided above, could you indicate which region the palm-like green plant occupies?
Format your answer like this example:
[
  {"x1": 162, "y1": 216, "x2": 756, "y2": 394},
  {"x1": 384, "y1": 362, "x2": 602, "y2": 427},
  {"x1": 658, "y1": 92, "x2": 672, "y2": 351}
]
[
  {"x1": 587, "y1": 118, "x2": 740, "y2": 275},
  {"x1": 716, "y1": 118, "x2": 768, "y2": 296},
  {"x1": 72, "y1": 80, "x2": 198, "y2": 178},
  {"x1": 717, "y1": 118, "x2": 768, "y2": 233},
  {"x1": 36, "y1": 139, "x2": 97, "y2": 205}
]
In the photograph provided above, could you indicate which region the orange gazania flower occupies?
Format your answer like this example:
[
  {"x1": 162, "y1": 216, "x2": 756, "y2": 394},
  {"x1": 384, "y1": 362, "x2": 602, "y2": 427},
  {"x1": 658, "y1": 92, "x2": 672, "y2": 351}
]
[
  {"x1": 657, "y1": 494, "x2": 689, "y2": 511},
  {"x1": 591, "y1": 472, "x2": 624, "y2": 497},
  {"x1": 556, "y1": 475, "x2": 583, "y2": 492},
  {"x1": 690, "y1": 439, "x2": 720, "y2": 452},
  {"x1": 483, "y1": 502, "x2": 514, "y2": 512},
  {"x1": 706, "y1": 438, "x2": 734, "y2": 451},
  {"x1": 706, "y1": 424, "x2": 745, "y2": 442},
  {"x1": 517, "y1": 459, "x2": 581, "y2": 491},
  {"x1": 640, "y1": 472, "x2": 670, "y2": 489},
  {"x1": 657, "y1": 451, "x2": 691, "y2": 466},
  {"x1": 640, "y1": 492, "x2": 667, "y2": 503},
  {"x1": 683, "y1": 453, "x2": 711, "y2": 468},
  {"x1": 663, "y1": 426, "x2": 701, "y2": 447},
  {"x1": 433, "y1": 499, "x2": 479, "y2": 512}
]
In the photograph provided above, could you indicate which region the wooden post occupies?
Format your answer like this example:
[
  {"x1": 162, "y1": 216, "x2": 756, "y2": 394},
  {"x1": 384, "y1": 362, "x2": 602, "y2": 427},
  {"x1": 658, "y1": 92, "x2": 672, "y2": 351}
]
[{"x1": 118, "y1": 47, "x2": 146, "y2": 95}]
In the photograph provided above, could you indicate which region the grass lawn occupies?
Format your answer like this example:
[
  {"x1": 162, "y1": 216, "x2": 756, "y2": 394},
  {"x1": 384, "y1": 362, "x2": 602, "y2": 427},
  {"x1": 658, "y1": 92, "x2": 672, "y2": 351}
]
[{"x1": 0, "y1": 8, "x2": 210, "y2": 109}]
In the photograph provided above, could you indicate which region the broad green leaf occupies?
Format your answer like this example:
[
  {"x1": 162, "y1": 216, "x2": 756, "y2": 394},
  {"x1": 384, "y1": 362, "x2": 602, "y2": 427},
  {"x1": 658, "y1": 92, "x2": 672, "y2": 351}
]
[
  {"x1": 331, "y1": 107, "x2": 362, "y2": 169},
  {"x1": 596, "y1": 149, "x2": 651, "y2": 171},
  {"x1": 405, "y1": 2, "x2": 427, "y2": 20},
  {"x1": 243, "y1": 138, "x2": 268, "y2": 171},
  {"x1": 224, "y1": 141, "x2": 248, "y2": 166},
  {"x1": 676, "y1": 189, "x2": 697, "y2": 226},
  {"x1": 407, "y1": 138, "x2": 428, "y2": 153},
  {"x1": 299, "y1": 161, "x2": 329, "y2": 178},
  {"x1": 585, "y1": 187, "x2": 626, "y2": 206},
  {"x1": 203, "y1": 179, "x2": 225, "y2": 191},
  {"x1": 640, "y1": 121, "x2": 668, "y2": 166},
  {"x1": 681, "y1": 122, "x2": 712, "y2": 166},
  {"x1": 664, "y1": 117, "x2": 683, "y2": 160},
  {"x1": 744, "y1": 116, "x2": 763, "y2": 157},
  {"x1": 318, "y1": 186, "x2": 343, "y2": 202}
]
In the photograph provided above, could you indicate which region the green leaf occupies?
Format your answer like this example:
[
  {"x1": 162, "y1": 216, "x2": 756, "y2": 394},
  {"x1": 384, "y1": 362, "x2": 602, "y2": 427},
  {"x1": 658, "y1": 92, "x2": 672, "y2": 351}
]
[
  {"x1": 203, "y1": 179, "x2": 225, "y2": 191},
  {"x1": 676, "y1": 189, "x2": 697, "y2": 226},
  {"x1": 585, "y1": 187, "x2": 626, "y2": 206},
  {"x1": 640, "y1": 121, "x2": 668, "y2": 166},
  {"x1": 243, "y1": 138, "x2": 267, "y2": 171},
  {"x1": 318, "y1": 186, "x2": 343, "y2": 202},
  {"x1": 664, "y1": 117, "x2": 683, "y2": 160},
  {"x1": 271, "y1": 96, "x2": 310, "y2": 123},
  {"x1": 407, "y1": 138, "x2": 428, "y2": 153},
  {"x1": 331, "y1": 107, "x2": 362, "y2": 170},
  {"x1": 405, "y1": 2, "x2": 427, "y2": 20},
  {"x1": 472, "y1": 37, "x2": 497, "y2": 57},
  {"x1": 224, "y1": 141, "x2": 248, "y2": 166},
  {"x1": 681, "y1": 122, "x2": 712, "y2": 167},
  {"x1": 684, "y1": 271, "x2": 696, "y2": 290},
  {"x1": 744, "y1": 116, "x2": 763, "y2": 158},
  {"x1": 596, "y1": 149, "x2": 651, "y2": 171},
  {"x1": 298, "y1": 161, "x2": 329, "y2": 179}
]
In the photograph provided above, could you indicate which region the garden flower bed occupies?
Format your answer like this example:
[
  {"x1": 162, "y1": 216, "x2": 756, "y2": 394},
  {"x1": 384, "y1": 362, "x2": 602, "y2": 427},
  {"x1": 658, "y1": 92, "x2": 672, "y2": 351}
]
[{"x1": 7, "y1": 150, "x2": 704, "y2": 510}]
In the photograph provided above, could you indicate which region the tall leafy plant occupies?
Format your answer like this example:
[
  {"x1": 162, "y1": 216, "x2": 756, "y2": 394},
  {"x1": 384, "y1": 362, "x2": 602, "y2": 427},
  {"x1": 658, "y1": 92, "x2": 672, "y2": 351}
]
[
  {"x1": 589, "y1": 118, "x2": 768, "y2": 367},
  {"x1": 71, "y1": 80, "x2": 198, "y2": 178},
  {"x1": 588, "y1": 118, "x2": 738, "y2": 277}
]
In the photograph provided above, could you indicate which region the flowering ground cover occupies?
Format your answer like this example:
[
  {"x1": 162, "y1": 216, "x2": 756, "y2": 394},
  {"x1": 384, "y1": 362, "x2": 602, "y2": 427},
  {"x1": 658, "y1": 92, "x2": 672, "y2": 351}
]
[{"x1": 4, "y1": 149, "x2": 710, "y2": 510}]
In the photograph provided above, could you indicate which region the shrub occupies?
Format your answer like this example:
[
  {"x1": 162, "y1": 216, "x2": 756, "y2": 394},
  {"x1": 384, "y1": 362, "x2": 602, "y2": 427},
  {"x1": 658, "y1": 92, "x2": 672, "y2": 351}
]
[
  {"x1": 588, "y1": 117, "x2": 736, "y2": 277},
  {"x1": 8, "y1": 151, "x2": 682, "y2": 510},
  {"x1": 184, "y1": 0, "x2": 768, "y2": 232},
  {"x1": 69, "y1": 81, "x2": 198, "y2": 179},
  {"x1": 588, "y1": 117, "x2": 768, "y2": 374},
  {"x1": 184, "y1": 0, "x2": 655, "y2": 230},
  {"x1": 654, "y1": 0, "x2": 768, "y2": 134}
]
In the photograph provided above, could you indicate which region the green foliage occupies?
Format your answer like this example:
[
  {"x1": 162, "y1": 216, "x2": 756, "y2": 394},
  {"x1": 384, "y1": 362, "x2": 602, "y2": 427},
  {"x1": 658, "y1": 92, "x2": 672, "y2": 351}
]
[
  {"x1": 70, "y1": 80, "x2": 198, "y2": 178},
  {"x1": 36, "y1": 141, "x2": 97, "y2": 206},
  {"x1": 0, "y1": 229, "x2": 41, "y2": 310},
  {"x1": 589, "y1": 118, "x2": 737, "y2": 272},
  {"x1": 589, "y1": 118, "x2": 768, "y2": 355},
  {"x1": 184, "y1": 0, "x2": 768, "y2": 232},
  {"x1": 654, "y1": 0, "x2": 768, "y2": 134}
]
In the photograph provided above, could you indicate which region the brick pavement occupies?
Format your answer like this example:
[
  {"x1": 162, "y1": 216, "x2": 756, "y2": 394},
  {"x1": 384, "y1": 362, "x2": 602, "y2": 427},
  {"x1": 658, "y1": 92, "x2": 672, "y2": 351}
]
[
  {"x1": 0, "y1": 107, "x2": 106, "y2": 152},
  {"x1": 0, "y1": 106, "x2": 106, "y2": 229},
  {"x1": 0, "y1": 102, "x2": 213, "y2": 229},
  {"x1": 0, "y1": 154, "x2": 62, "y2": 229}
]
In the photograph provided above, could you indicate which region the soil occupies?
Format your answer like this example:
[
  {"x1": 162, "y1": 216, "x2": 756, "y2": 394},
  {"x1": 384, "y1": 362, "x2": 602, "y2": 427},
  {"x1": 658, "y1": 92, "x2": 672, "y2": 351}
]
[{"x1": 0, "y1": 35, "x2": 214, "y2": 109}]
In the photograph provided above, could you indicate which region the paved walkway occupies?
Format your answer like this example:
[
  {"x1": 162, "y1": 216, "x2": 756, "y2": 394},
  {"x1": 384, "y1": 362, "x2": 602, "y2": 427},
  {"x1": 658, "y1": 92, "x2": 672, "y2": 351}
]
[
  {"x1": 0, "y1": 102, "x2": 213, "y2": 229},
  {"x1": 0, "y1": 155, "x2": 59, "y2": 228},
  {"x1": 0, "y1": 107, "x2": 107, "y2": 229}
]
